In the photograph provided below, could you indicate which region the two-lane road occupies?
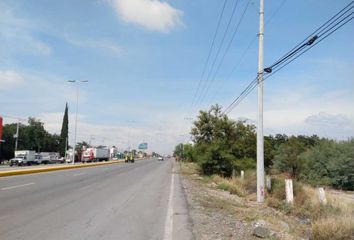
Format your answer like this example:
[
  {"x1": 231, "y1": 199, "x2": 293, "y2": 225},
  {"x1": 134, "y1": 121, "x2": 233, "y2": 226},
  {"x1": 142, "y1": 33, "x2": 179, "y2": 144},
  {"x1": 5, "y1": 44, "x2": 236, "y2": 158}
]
[{"x1": 0, "y1": 158, "x2": 192, "y2": 240}]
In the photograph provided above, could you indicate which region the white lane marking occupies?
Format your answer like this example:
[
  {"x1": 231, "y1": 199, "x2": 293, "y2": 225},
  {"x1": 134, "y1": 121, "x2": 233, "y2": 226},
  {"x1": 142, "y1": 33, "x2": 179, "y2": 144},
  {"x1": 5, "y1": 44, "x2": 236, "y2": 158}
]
[
  {"x1": 73, "y1": 173, "x2": 87, "y2": 176},
  {"x1": 163, "y1": 168, "x2": 175, "y2": 240},
  {"x1": 1, "y1": 182, "x2": 35, "y2": 190}
]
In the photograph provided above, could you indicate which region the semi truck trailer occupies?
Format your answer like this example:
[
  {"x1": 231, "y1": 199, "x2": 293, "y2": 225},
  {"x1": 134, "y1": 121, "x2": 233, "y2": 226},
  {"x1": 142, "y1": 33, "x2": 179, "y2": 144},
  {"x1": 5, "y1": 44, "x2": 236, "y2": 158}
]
[{"x1": 82, "y1": 148, "x2": 109, "y2": 162}]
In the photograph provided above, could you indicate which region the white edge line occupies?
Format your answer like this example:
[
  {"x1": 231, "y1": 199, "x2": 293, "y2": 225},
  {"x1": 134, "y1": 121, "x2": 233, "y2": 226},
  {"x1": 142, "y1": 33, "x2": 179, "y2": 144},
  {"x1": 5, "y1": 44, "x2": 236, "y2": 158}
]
[
  {"x1": 163, "y1": 167, "x2": 175, "y2": 240},
  {"x1": 1, "y1": 182, "x2": 35, "y2": 190}
]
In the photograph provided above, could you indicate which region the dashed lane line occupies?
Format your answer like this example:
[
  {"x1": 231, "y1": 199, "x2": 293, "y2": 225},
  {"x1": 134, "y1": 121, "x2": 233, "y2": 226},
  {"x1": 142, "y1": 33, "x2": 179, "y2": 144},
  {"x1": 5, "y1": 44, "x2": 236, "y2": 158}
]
[{"x1": 1, "y1": 182, "x2": 35, "y2": 191}]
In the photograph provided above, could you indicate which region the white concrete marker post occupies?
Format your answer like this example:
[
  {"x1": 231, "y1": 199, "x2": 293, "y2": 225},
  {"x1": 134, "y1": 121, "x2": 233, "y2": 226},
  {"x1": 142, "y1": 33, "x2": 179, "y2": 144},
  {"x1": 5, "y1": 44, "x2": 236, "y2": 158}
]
[
  {"x1": 266, "y1": 176, "x2": 271, "y2": 191},
  {"x1": 317, "y1": 187, "x2": 327, "y2": 205},
  {"x1": 285, "y1": 179, "x2": 294, "y2": 204},
  {"x1": 241, "y1": 170, "x2": 245, "y2": 180}
]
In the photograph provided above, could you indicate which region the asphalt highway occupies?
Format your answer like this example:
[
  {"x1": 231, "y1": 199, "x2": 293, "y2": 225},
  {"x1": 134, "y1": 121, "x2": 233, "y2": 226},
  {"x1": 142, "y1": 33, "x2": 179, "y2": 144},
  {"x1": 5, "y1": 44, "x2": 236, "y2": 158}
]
[{"x1": 0, "y1": 158, "x2": 193, "y2": 240}]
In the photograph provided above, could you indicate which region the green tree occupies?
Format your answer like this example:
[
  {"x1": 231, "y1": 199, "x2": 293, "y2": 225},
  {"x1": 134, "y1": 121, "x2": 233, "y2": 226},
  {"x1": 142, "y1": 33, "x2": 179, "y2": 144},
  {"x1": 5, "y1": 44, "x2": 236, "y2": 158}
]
[
  {"x1": 300, "y1": 139, "x2": 354, "y2": 190},
  {"x1": 59, "y1": 103, "x2": 69, "y2": 157},
  {"x1": 189, "y1": 105, "x2": 257, "y2": 177},
  {"x1": 273, "y1": 137, "x2": 306, "y2": 179},
  {"x1": 76, "y1": 141, "x2": 91, "y2": 150},
  {"x1": 173, "y1": 143, "x2": 194, "y2": 161},
  {"x1": 0, "y1": 118, "x2": 61, "y2": 160}
]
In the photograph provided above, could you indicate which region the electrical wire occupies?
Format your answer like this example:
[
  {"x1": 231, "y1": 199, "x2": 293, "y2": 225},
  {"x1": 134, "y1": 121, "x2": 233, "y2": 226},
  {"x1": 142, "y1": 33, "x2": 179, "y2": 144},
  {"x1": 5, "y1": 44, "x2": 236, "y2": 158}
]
[
  {"x1": 223, "y1": 3, "x2": 354, "y2": 114},
  {"x1": 188, "y1": 0, "x2": 228, "y2": 114},
  {"x1": 193, "y1": 0, "x2": 241, "y2": 111},
  {"x1": 209, "y1": 0, "x2": 288, "y2": 107},
  {"x1": 197, "y1": 0, "x2": 252, "y2": 108}
]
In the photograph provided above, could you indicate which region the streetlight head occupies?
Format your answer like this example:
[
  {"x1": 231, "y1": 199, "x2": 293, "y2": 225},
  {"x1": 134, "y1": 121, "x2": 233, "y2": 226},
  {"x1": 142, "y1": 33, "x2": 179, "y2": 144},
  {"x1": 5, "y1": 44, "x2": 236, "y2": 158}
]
[
  {"x1": 68, "y1": 80, "x2": 76, "y2": 83},
  {"x1": 81, "y1": 80, "x2": 89, "y2": 83}
]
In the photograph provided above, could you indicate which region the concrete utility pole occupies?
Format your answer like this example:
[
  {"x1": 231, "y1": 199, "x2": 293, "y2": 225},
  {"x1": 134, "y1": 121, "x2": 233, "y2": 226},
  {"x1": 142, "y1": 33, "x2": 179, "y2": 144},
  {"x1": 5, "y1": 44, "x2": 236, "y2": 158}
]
[
  {"x1": 257, "y1": 0, "x2": 265, "y2": 203},
  {"x1": 64, "y1": 137, "x2": 68, "y2": 163},
  {"x1": 14, "y1": 120, "x2": 20, "y2": 152}
]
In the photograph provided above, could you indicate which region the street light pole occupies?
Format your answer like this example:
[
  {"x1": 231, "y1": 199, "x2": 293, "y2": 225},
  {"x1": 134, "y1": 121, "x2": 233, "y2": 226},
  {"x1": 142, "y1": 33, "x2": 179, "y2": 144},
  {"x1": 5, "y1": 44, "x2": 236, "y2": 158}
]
[{"x1": 68, "y1": 80, "x2": 88, "y2": 164}]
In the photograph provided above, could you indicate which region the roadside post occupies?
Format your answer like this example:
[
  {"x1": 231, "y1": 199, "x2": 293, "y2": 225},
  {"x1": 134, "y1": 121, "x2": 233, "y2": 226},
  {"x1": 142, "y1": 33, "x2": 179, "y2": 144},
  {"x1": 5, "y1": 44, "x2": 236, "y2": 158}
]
[
  {"x1": 317, "y1": 187, "x2": 327, "y2": 205},
  {"x1": 285, "y1": 179, "x2": 294, "y2": 204}
]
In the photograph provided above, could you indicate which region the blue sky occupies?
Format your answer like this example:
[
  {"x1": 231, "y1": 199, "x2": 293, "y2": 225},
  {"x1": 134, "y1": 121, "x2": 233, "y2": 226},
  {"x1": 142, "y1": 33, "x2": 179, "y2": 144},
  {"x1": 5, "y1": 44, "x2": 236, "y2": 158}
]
[{"x1": 1, "y1": 0, "x2": 353, "y2": 154}]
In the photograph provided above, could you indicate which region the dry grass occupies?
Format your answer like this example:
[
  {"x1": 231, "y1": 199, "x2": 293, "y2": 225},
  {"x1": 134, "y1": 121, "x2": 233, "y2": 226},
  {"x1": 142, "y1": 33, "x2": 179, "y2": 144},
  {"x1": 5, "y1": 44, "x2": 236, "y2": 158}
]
[
  {"x1": 212, "y1": 175, "x2": 249, "y2": 197},
  {"x1": 179, "y1": 162, "x2": 199, "y2": 175},
  {"x1": 311, "y1": 216, "x2": 354, "y2": 240},
  {"x1": 180, "y1": 162, "x2": 354, "y2": 239}
]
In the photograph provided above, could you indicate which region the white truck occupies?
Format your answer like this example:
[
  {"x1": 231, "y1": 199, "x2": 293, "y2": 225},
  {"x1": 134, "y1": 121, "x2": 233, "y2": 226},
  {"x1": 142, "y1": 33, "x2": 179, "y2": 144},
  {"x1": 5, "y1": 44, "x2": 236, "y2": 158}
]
[
  {"x1": 35, "y1": 152, "x2": 62, "y2": 164},
  {"x1": 65, "y1": 149, "x2": 75, "y2": 163},
  {"x1": 110, "y1": 147, "x2": 118, "y2": 160},
  {"x1": 9, "y1": 150, "x2": 36, "y2": 166},
  {"x1": 82, "y1": 147, "x2": 109, "y2": 162}
]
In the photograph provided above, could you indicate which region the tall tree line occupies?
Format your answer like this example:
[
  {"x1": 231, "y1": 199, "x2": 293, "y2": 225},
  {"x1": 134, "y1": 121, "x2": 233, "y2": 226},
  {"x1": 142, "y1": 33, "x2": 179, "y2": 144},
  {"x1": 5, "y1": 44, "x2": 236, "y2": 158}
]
[
  {"x1": 0, "y1": 103, "x2": 70, "y2": 161},
  {"x1": 174, "y1": 105, "x2": 354, "y2": 190}
]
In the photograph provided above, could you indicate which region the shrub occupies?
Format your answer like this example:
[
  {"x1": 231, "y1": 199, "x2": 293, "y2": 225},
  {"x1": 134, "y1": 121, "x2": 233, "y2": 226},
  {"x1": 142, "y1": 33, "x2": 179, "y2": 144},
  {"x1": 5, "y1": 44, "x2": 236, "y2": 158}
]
[
  {"x1": 311, "y1": 216, "x2": 354, "y2": 240},
  {"x1": 217, "y1": 182, "x2": 231, "y2": 191},
  {"x1": 197, "y1": 141, "x2": 235, "y2": 177},
  {"x1": 301, "y1": 139, "x2": 354, "y2": 190},
  {"x1": 229, "y1": 178, "x2": 247, "y2": 197},
  {"x1": 269, "y1": 177, "x2": 286, "y2": 200},
  {"x1": 243, "y1": 170, "x2": 257, "y2": 193}
]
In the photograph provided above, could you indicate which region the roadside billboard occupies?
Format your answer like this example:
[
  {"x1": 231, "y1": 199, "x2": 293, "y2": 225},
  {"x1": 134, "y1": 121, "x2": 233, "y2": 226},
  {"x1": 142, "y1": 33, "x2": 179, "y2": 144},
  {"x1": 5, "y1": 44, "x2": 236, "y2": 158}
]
[{"x1": 138, "y1": 142, "x2": 148, "y2": 150}]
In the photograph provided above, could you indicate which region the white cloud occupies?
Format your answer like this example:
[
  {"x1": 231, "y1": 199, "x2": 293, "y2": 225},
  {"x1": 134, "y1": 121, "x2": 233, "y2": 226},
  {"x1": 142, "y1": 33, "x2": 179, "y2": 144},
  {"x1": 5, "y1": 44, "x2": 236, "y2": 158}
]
[
  {"x1": 0, "y1": 70, "x2": 25, "y2": 90},
  {"x1": 108, "y1": 0, "x2": 183, "y2": 32}
]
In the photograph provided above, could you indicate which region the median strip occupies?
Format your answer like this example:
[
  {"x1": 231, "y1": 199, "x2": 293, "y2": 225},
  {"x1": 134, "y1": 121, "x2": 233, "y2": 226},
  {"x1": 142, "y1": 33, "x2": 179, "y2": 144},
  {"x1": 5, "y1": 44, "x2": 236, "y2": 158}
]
[{"x1": 0, "y1": 160, "x2": 125, "y2": 178}]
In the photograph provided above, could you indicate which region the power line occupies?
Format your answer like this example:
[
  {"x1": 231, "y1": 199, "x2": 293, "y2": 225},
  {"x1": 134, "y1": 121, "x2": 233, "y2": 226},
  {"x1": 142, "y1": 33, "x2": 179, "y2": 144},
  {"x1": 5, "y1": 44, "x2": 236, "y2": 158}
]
[
  {"x1": 189, "y1": 0, "x2": 228, "y2": 114},
  {"x1": 264, "y1": 12, "x2": 354, "y2": 79},
  {"x1": 209, "y1": 0, "x2": 288, "y2": 106},
  {"x1": 266, "y1": 1, "x2": 354, "y2": 72},
  {"x1": 197, "y1": 0, "x2": 252, "y2": 108},
  {"x1": 223, "y1": 3, "x2": 353, "y2": 114},
  {"x1": 265, "y1": 5, "x2": 354, "y2": 73},
  {"x1": 193, "y1": 0, "x2": 241, "y2": 111}
]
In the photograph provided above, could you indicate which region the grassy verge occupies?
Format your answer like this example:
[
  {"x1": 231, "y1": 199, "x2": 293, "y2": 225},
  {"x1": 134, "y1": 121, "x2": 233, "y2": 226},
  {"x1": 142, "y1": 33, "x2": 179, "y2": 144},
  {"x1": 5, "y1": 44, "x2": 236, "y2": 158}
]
[{"x1": 179, "y1": 162, "x2": 354, "y2": 240}]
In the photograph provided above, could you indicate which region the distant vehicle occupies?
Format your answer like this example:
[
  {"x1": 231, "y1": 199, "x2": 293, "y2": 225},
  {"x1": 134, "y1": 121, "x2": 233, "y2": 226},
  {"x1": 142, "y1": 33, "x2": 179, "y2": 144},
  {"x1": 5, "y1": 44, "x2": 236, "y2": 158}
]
[
  {"x1": 9, "y1": 150, "x2": 36, "y2": 166},
  {"x1": 82, "y1": 148, "x2": 110, "y2": 162},
  {"x1": 158, "y1": 156, "x2": 164, "y2": 161},
  {"x1": 125, "y1": 152, "x2": 135, "y2": 163},
  {"x1": 65, "y1": 149, "x2": 83, "y2": 163},
  {"x1": 65, "y1": 149, "x2": 75, "y2": 163},
  {"x1": 110, "y1": 147, "x2": 118, "y2": 160},
  {"x1": 35, "y1": 152, "x2": 61, "y2": 164}
]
